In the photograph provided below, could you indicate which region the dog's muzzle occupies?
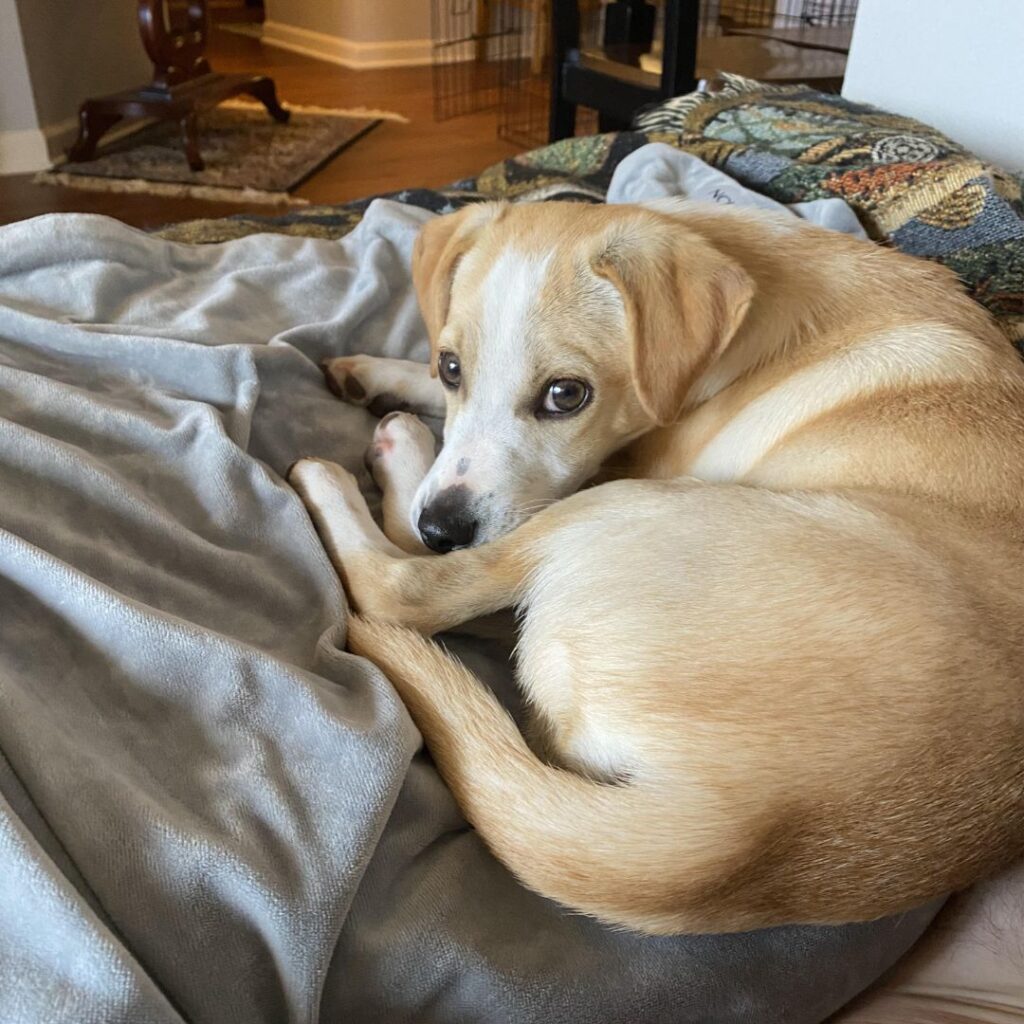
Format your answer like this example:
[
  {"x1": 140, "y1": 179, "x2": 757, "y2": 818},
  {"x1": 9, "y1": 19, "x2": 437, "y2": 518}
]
[{"x1": 418, "y1": 486, "x2": 478, "y2": 552}]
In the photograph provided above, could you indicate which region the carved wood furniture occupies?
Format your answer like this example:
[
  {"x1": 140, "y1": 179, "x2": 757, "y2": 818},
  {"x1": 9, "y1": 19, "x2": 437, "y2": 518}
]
[{"x1": 67, "y1": 0, "x2": 289, "y2": 172}]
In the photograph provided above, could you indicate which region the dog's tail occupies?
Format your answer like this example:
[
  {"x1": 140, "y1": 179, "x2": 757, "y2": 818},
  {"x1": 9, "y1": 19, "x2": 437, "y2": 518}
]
[{"x1": 346, "y1": 615, "x2": 741, "y2": 935}]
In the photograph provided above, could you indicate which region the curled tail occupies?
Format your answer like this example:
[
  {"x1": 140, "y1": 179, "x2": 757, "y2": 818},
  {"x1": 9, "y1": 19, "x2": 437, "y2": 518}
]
[{"x1": 346, "y1": 615, "x2": 740, "y2": 935}]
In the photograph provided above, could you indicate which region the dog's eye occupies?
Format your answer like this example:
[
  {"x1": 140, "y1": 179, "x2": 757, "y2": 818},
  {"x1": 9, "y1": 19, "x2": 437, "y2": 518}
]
[
  {"x1": 438, "y1": 351, "x2": 461, "y2": 389},
  {"x1": 541, "y1": 379, "x2": 591, "y2": 416}
]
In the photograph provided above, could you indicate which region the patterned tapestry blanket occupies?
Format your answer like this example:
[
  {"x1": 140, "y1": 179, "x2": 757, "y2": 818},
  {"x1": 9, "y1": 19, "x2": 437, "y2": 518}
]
[{"x1": 158, "y1": 74, "x2": 1024, "y2": 349}]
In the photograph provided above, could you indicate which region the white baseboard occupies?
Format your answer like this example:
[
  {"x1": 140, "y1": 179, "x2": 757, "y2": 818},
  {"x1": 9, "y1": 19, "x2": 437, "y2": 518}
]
[
  {"x1": 0, "y1": 128, "x2": 50, "y2": 176},
  {"x1": 261, "y1": 21, "x2": 433, "y2": 69},
  {"x1": 1, "y1": 114, "x2": 162, "y2": 175},
  {"x1": 0, "y1": 117, "x2": 85, "y2": 175},
  {"x1": 47, "y1": 116, "x2": 155, "y2": 168}
]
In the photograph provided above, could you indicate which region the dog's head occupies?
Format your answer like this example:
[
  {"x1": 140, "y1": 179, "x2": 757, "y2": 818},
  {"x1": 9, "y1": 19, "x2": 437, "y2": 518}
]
[{"x1": 409, "y1": 201, "x2": 753, "y2": 550}]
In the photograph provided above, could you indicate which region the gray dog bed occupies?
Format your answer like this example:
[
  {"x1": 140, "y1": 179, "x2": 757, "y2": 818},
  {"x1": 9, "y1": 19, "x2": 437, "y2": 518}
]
[{"x1": 0, "y1": 199, "x2": 941, "y2": 1023}]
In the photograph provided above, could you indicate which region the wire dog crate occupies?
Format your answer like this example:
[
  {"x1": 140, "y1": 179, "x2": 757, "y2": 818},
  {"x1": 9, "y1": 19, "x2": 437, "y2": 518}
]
[
  {"x1": 710, "y1": 0, "x2": 859, "y2": 52},
  {"x1": 432, "y1": 0, "x2": 860, "y2": 149},
  {"x1": 432, "y1": 0, "x2": 524, "y2": 121},
  {"x1": 717, "y1": 0, "x2": 858, "y2": 29}
]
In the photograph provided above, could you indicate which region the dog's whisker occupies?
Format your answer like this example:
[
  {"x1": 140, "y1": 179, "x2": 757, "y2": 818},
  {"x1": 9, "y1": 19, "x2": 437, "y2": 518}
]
[{"x1": 513, "y1": 498, "x2": 560, "y2": 517}]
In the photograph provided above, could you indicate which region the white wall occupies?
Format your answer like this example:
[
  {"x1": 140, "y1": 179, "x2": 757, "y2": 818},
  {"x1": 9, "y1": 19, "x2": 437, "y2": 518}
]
[
  {"x1": 263, "y1": 0, "x2": 432, "y2": 68},
  {"x1": 0, "y1": 0, "x2": 46, "y2": 174},
  {"x1": 0, "y1": 0, "x2": 37, "y2": 131},
  {"x1": 843, "y1": 0, "x2": 1024, "y2": 172},
  {"x1": 0, "y1": 0, "x2": 151, "y2": 175},
  {"x1": 15, "y1": 0, "x2": 151, "y2": 131},
  {"x1": 266, "y1": 0, "x2": 429, "y2": 41}
]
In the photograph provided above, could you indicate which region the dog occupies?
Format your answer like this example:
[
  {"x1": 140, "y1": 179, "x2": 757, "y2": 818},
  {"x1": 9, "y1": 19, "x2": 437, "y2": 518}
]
[{"x1": 289, "y1": 199, "x2": 1024, "y2": 935}]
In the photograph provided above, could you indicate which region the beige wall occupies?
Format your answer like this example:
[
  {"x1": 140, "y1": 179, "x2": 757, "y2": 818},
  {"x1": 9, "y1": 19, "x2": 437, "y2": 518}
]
[
  {"x1": 265, "y1": 0, "x2": 430, "y2": 43},
  {"x1": 15, "y1": 0, "x2": 151, "y2": 130},
  {"x1": 0, "y1": 0, "x2": 39, "y2": 133},
  {"x1": 350, "y1": 0, "x2": 430, "y2": 42},
  {"x1": 0, "y1": 0, "x2": 151, "y2": 173}
]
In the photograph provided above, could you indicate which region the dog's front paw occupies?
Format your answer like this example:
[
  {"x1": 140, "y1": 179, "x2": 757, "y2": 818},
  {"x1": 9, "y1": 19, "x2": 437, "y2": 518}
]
[
  {"x1": 364, "y1": 411, "x2": 436, "y2": 490},
  {"x1": 322, "y1": 356, "x2": 372, "y2": 404},
  {"x1": 287, "y1": 455, "x2": 406, "y2": 608},
  {"x1": 288, "y1": 456, "x2": 368, "y2": 544},
  {"x1": 322, "y1": 355, "x2": 411, "y2": 416}
]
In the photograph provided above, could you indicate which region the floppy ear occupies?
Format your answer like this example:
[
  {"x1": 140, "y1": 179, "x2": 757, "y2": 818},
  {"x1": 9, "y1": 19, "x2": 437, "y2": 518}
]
[
  {"x1": 593, "y1": 217, "x2": 754, "y2": 425},
  {"x1": 412, "y1": 203, "x2": 506, "y2": 376}
]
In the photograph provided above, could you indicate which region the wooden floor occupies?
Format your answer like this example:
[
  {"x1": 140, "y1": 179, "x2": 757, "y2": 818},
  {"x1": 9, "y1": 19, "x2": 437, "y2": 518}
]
[{"x1": 0, "y1": 23, "x2": 520, "y2": 231}]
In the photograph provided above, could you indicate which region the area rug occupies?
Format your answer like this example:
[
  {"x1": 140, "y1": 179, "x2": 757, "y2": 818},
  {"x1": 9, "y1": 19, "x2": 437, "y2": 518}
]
[{"x1": 36, "y1": 102, "x2": 405, "y2": 206}]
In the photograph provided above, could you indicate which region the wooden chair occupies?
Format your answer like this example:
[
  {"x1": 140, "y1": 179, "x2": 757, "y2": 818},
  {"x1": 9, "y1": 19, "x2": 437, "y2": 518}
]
[{"x1": 67, "y1": 0, "x2": 289, "y2": 172}]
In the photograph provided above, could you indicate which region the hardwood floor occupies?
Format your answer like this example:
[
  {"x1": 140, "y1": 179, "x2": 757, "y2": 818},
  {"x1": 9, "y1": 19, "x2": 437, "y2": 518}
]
[{"x1": 0, "y1": 24, "x2": 520, "y2": 231}]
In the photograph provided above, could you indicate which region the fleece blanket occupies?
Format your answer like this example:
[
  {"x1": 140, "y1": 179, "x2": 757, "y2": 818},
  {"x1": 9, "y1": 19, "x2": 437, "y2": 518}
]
[{"x1": 0, "y1": 191, "x2": 941, "y2": 1021}]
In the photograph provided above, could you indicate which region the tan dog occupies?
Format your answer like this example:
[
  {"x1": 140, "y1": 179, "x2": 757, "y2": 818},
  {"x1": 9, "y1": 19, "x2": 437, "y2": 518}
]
[{"x1": 290, "y1": 200, "x2": 1024, "y2": 935}]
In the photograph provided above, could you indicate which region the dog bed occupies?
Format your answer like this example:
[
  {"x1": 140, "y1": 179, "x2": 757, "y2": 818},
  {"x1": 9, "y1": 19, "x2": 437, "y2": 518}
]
[
  {"x1": 2, "y1": 79, "x2": 1021, "y2": 1023},
  {"x1": 0, "y1": 189, "x2": 939, "y2": 1024}
]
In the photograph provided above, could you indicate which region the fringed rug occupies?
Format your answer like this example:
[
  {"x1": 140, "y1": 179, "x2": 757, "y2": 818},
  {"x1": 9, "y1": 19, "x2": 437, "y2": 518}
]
[{"x1": 36, "y1": 102, "x2": 406, "y2": 206}]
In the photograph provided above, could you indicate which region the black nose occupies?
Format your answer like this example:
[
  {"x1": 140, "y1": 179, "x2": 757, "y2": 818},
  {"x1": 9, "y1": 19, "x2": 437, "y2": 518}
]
[{"x1": 418, "y1": 488, "x2": 478, "y2": 553}]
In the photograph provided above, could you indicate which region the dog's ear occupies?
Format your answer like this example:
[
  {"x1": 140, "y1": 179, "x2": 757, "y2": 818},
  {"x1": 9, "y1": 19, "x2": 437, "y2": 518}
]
[
  {"x1": 412, "y1": 203, "x2": 507, "y2": 376},
  {"x1": 593, "y1": 215, "x2": 754, "y2": 425}
]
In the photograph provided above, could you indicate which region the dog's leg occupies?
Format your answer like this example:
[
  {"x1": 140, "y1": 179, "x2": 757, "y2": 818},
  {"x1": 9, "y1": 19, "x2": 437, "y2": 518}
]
[
  {"x1": 365, "y1": 412, "x2": 436, "y2": 554},
  {"x1": 289, "y1": 457, "x2": 535, "y2": 634},
  {"x1": 322, "y1": 355, "x2": 446, "y2": 418},
  {"x1": 289, "y1": 457, "x2": 406, "y2": 561}
]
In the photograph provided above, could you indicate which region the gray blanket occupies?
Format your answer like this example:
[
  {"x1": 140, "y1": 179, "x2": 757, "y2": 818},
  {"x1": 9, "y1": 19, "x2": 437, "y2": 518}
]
[{"x1": 0, "y1": 198, "x2": 939, "y2": 1024}]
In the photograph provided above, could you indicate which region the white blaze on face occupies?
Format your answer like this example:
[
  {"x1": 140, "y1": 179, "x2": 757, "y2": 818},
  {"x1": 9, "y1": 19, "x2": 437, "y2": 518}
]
[{"x1": 412, "y1": 246, "x2": 566, "y2": 540}]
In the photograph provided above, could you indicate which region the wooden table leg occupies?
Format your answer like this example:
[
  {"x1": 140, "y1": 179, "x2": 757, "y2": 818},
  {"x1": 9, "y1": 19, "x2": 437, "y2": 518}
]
[
  {"x1": 241, "y1": 76, "x2": 291, "y2": 123},
  {"x1": 180, "y1": 110, "x2": 205, "y2": 171},
  {"x1": 67, "y1": 105, "x2": 124, "y2": 163}
]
